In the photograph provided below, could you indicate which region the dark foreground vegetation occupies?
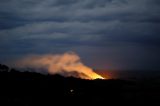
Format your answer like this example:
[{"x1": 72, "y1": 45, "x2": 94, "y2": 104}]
[{"x1": 0, "y1": 64, "x2": 160, "y2": 106}]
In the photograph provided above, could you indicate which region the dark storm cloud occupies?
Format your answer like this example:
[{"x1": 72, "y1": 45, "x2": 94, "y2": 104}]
[{"x1": 0, "y1": 0, "x2": 160, "y2": 70}]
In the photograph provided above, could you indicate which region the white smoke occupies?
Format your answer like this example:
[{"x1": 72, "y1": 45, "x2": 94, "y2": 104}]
[{"x1": 14, "y1": 52, "x2": 104, "y2": 79}]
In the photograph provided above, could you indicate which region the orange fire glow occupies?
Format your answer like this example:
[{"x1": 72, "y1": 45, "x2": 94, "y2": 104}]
[
  {"x1": 89, "y1": 73, "x2": 105, "y2": 80},
  {"x1": 15, "y1": 52, "x2": 107, "y2": 80}
]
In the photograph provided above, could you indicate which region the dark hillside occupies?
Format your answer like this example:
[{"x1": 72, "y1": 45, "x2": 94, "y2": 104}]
[{"x1": 0, "y1": 64, "x2": 160, "y2": 106}]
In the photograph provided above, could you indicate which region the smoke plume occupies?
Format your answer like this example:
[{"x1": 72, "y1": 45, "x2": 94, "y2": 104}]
[{"x1": 14, "y1": 52, "x2": 104, "y2": 79}]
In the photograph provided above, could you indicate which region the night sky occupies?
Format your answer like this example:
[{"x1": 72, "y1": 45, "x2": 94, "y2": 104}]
[{"x1": 0, "y1": 0, "x2": 160, "y2": 71}]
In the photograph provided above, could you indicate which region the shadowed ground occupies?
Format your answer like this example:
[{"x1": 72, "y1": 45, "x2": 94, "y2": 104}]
[{"x1": 0, "y1": 64, "x2": 160, "y2": 106}]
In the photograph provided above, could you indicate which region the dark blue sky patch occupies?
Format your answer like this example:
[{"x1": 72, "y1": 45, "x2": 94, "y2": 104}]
[{"x1": 0, "y1": 0, "x2": 160, "y2": 70}]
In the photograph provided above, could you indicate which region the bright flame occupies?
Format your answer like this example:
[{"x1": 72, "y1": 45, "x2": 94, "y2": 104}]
[
  {"x1": 90, "y1": 73, "x2": 105, "y2": 80},
  {"x1": 14, "y1": 52, "x2": 105, "y2": 80}
]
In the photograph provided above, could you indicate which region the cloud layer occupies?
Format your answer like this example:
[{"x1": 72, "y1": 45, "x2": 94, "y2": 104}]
[{"x1": 0, "y1": 0, "x2": 160, "y2": 70}]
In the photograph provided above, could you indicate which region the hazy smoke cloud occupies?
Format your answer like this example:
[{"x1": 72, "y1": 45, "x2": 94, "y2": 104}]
[{"x1": 14, "y1": 52, "x2": 104, "y2": 79}]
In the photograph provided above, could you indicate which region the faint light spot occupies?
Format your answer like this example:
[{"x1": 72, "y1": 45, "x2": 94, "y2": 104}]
[{"x1": 70, "y1": 89, "x2": 74, "y2": 93}]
